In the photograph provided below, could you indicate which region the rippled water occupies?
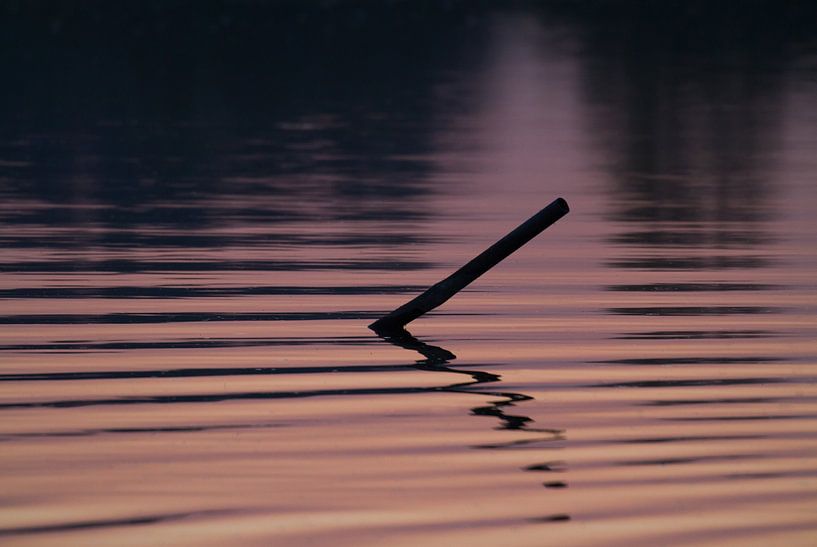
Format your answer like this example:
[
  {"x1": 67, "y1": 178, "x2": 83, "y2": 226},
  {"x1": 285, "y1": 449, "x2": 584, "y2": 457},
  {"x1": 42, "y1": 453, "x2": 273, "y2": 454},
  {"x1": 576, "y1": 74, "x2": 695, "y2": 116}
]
[{"x1": 2, "y1": 3, "x2": 817, "y2": 546}]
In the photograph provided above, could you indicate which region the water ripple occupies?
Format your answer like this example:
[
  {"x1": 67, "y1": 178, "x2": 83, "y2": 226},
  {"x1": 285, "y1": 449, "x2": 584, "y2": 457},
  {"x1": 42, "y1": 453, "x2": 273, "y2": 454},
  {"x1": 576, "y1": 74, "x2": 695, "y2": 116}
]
[
  {"x1": 0, "y1": 509, "x2": 240, "y2": 538},
  {"x1": 594, "y1": 356, "x2": 784, "y2": 366},
  {"x1": 0, "y1": 285, "x2": 428, "y2": 299},
  {"x1": 0, "y1": 259, "x2": 433, "y2": 273},
  {"x1": 0, "y1": 311, "x2": 383, "y2": 324},
  {"x1": 607, "y1": 256, "x2": 770, "y2": 270},
  {"x1": 607, "y1": 283, "x2": 779, "y2": 292},
  {"x1": 607, "y1": 306, "x2": 782, "y2": 316},
  {"x1": 615, "y1": 330, "x2": 778, "y2": 340}
]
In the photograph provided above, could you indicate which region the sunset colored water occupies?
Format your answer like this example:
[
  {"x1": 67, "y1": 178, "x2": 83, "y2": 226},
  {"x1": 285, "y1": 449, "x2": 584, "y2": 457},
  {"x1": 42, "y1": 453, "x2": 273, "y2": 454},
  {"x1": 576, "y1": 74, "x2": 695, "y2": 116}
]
[{"x1": 2, "y1": 3, "x2": 817, "y2": 546}]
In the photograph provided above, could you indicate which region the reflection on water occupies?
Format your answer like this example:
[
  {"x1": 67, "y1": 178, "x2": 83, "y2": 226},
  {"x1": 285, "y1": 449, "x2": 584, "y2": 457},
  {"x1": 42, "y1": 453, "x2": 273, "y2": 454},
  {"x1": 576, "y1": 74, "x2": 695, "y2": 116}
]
[
  {"x1": 378, "y1": 328, "x2": 564, "y2": 447},
  {"x1": 2, "y1": 1, "x2": 817, "y2": 545}
]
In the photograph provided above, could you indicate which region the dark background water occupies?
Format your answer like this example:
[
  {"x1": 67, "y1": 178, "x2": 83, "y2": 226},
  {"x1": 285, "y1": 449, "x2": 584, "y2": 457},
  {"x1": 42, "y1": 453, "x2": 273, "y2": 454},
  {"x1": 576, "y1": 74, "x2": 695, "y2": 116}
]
[{"x1": 3, "y1": 0, "x2": 816, "y2": 243}]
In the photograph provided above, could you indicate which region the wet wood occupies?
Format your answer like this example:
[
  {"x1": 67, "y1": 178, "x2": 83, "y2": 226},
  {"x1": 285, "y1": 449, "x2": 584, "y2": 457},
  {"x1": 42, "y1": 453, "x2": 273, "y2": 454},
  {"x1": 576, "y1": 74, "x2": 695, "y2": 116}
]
[{"x1": 369, "y1": 197, "x2": 570, "y2": 333}]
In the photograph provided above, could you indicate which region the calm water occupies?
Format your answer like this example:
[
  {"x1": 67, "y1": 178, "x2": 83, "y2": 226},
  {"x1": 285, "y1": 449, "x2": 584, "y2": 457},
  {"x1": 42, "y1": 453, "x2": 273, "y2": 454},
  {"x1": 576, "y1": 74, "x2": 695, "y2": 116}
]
[{"x1": 2, "y1": 3, "x2": 817, "y2": 545}]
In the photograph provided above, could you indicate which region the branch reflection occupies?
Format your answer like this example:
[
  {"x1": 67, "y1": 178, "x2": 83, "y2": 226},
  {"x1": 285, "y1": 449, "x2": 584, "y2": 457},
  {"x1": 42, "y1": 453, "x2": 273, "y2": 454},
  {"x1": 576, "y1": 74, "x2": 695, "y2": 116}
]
[{"x1": 375, "y1": 327, "x2": 564, "y2": 448}]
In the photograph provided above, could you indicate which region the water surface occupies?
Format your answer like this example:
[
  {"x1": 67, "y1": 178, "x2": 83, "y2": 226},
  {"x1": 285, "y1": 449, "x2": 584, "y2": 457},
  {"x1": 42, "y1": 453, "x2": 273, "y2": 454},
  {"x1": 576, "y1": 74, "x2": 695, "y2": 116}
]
[{"x1": 2, "y1": 3, "x2": 817, "y2": 546}]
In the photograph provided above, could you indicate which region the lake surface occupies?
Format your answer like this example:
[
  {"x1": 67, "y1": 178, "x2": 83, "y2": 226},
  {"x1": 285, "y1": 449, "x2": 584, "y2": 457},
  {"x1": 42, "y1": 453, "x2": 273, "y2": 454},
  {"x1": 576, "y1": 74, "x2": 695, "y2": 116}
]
[{"x1": 2, "y1": 3, "x2": 817, "y2": 545}]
